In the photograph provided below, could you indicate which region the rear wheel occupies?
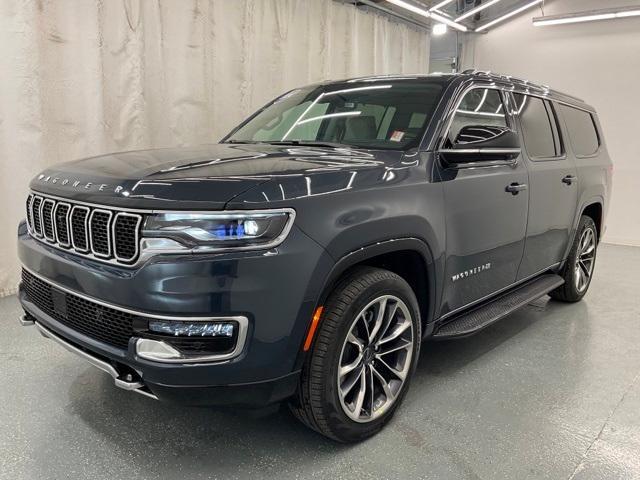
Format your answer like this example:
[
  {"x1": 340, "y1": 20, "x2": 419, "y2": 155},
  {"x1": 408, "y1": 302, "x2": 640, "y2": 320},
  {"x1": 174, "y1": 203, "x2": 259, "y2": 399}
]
[
  {"x1": 290, "y1": 267, "x2": 421, "y2": 442},
  {"x1": 550, "y1": 215, "x2": 598, "y2": 302}
]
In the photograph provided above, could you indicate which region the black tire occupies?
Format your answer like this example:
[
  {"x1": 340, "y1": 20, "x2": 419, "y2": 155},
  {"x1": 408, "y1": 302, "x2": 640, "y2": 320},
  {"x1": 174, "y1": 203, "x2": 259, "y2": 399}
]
[
  {"x1": 290, "y1": 267, "x2": 421, "y2": 443},
  {"x1": 549, "y1": 215, "x2": 598, "y2": 302}
]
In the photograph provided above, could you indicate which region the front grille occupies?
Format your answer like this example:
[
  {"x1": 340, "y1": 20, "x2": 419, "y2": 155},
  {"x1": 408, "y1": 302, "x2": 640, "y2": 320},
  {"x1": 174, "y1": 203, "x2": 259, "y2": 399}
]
[
  {"x1": 21, "y1": 269, "x2": 135, "y2": 349},
  {"x1": 26, "y1": 193, "x2": 142, "y2": 265}
]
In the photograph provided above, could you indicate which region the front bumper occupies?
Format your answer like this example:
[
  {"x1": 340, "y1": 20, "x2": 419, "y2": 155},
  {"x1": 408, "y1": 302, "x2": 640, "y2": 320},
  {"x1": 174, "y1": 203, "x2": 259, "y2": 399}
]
[{"x1": 17, "y1": 221, "x2": 334, "y2": 406}]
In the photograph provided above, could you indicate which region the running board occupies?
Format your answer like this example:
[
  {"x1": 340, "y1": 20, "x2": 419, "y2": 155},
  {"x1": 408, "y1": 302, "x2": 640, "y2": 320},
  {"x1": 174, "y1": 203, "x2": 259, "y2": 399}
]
[{"x1": 432, "y1": 274, "x2": 564, "y2": 340}]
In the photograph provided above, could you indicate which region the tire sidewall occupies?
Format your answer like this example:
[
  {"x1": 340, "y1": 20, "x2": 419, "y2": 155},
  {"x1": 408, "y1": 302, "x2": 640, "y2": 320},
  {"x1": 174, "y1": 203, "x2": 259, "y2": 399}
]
[
  {"x1": 319, "y1": 274, "x2": 421, "y2": 442},
  {"x1": 565, "y1": 216, "x2": 598, "y2": 300}
]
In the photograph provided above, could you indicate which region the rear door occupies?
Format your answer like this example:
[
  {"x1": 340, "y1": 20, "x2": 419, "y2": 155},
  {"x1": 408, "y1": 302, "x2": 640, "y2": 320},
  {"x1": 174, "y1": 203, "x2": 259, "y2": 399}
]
[
  {"x1": 437, "y1": 86, "x2": 529, "y2": 315},
  {"x1": 513, "y1": 94, "x2": 579, "y2": 279}
]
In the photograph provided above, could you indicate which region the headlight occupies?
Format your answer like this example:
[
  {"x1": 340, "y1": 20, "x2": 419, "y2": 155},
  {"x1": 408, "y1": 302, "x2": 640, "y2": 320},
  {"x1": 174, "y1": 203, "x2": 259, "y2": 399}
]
[{"x1": 142, "y1": 209, "x2": 295, "y2": 252}]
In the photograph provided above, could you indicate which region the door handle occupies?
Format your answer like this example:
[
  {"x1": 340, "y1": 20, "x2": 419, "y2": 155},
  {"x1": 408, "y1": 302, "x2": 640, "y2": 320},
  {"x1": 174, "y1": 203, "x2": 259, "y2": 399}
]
[
  {"x1": 562, "y1": 175, "x2": 577, "y2": 185},
  {"x1": 505, "y1": 182, "x2": 528, "y2": 195}
]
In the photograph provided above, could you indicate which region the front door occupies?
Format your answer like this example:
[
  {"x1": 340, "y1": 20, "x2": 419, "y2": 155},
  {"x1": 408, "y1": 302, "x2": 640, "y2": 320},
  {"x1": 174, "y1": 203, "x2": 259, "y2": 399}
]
[
  {"x1": 437, "y1": 86, "x2": 529, "y2": 316},
  {"x1": 512, "y1": 93, "x2": 579, "y2": 280}
]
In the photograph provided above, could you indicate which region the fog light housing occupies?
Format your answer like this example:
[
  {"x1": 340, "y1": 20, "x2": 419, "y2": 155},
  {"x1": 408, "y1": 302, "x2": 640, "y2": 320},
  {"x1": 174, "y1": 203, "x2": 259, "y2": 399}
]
[
  {"x1": 148, "y1": 320, "x2": 235, "y2": 337},
  {"x1": 135, "y1": 316, "x2": 249, "y2": 363}
]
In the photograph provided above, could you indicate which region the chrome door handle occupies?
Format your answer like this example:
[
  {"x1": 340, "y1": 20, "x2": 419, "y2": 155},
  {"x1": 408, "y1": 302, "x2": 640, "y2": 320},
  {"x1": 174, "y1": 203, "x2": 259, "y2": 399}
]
[
  {"x1": 562, "y1": 175, "x2": 577, "y2": 185},
  {"x1": 505, "y1": 183, "x2": 527, "y2": 195}
]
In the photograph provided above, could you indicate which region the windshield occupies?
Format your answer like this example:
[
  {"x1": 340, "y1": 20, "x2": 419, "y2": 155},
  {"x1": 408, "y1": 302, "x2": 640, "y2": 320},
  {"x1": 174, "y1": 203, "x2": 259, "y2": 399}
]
[{"x1": 224, "y1": 81, "x2": 444, "y2": 150}]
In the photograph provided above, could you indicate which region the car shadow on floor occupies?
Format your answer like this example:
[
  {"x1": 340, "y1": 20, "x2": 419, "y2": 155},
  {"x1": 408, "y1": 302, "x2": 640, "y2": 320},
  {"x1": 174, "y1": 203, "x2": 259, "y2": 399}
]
[{"x1": 62, "y1": 298, "x2": 588, "y2": 472}]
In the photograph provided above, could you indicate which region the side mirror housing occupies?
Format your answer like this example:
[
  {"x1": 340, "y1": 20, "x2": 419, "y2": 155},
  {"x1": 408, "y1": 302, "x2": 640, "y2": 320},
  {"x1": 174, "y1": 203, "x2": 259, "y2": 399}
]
[{"x1": 439, "y1": 125, "x2": 521, "y2": 165}]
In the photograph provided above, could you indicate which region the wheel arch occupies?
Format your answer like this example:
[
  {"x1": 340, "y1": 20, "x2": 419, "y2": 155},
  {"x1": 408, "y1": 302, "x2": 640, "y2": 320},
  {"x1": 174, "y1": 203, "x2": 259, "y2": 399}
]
[
  {"x1": 316, "y1": 238, "x2": 438, "y2": 339},
  {"x1": 582, "y1": 201, "x2": 603, "y2": 241}
]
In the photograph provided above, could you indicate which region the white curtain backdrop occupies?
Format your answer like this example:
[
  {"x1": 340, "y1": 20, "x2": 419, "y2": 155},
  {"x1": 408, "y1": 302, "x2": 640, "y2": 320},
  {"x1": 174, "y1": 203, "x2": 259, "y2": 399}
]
[{"x1": 0, "y1": 0, "x2": 429, "y2": 296}]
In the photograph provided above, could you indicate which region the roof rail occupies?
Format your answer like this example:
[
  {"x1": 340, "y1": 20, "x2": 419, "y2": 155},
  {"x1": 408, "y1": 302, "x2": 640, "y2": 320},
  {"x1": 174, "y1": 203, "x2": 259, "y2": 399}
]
[{"x1": 460, "y1": 70, "x2": 585, "y2": 103}]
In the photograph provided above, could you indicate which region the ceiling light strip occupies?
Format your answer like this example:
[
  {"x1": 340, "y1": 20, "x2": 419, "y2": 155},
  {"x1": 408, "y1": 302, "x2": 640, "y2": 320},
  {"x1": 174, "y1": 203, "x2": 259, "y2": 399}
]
[
  {"x1": 385, "y1": 0, "x2": 468, "y2": 31},
  {"x1": 430, "y1": 0, "x2": 455, "y2": 11},
  {"x1": 476, "y1": 0, "x2": 543, "y2": 31},
  {"x1": 532, "y1": 5, "x2": 640, "y2": 26},
  {"x1": 385, "y1": 0, "x2": 430, "y2": 18},
  {"x1": 456, "y1": 0, "x2": 502, "y2": 21},
  {"x1": 430, "y1": 11, "x2": 468, "y2": 31}
]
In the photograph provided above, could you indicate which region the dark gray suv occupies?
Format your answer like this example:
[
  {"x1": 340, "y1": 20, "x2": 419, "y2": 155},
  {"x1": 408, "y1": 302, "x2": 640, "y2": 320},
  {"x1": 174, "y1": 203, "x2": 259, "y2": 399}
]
[{"x1": 18, "y1": 71, "x2": 612, "y2": 442}]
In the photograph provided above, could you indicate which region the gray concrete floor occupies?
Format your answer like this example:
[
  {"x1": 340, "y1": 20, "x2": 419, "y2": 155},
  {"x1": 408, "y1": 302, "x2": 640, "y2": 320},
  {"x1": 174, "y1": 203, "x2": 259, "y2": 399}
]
[{"x1": 1, "y1": 244, "x2": 639, "y2": 480}]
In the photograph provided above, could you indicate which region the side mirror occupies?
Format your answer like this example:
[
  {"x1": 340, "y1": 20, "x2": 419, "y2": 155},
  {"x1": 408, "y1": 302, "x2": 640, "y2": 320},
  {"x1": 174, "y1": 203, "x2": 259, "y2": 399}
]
[{"x1": 439, "y1": 125, "x2": 521, "y2": 165}]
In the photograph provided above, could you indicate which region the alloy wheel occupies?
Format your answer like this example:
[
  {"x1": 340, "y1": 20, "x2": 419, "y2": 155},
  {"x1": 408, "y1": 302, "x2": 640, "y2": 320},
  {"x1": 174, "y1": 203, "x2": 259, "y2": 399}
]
[
  {"x1": 337, "y1": 295, "x2": 414, "y2": 423},
  {"x1": 575, "y1": 227, "x2": 596, "y2": 293}
]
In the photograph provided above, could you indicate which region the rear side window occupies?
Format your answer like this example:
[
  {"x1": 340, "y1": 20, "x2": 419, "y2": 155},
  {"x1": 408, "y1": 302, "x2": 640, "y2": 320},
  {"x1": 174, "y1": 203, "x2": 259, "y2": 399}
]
[
  {"x1": 560, "y1": 105, "x2": 600, "y2": 156},
  {"x1": 514, "y1": 94, "x2": 562, "y2": 159}
]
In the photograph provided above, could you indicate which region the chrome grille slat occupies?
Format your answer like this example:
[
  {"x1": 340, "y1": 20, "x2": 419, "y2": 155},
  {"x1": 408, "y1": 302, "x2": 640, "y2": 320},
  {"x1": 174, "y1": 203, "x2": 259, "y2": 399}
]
[
  {"x1": 42, "y1": 199, "x2": 56, "y2": 242},
  {"x1": 31, "y1": 196, "x2": 43, "y2": 237},
  {"x1": 89, "y1": 209, "x2": 113, "y2": 258},
  {"x1": 54, "y1": 202, "x2": 71, "y2": 248},
  {"x1": 70, "y1": 206, "x2": 90, "y2": 252},
  {"x1": 26, "y1": 193, "x2": 142, "y2": 265},
  {"x1": 26, "y1": 194, "x2": 34, "y2": 231}
]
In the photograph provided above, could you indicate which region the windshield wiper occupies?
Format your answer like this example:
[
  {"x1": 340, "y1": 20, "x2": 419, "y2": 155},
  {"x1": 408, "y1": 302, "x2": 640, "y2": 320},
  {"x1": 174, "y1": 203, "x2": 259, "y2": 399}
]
[
  {"x1": 264, "y1": 140, "x2": 350, "y2": 149},
  {"x1": 223, "y1": 139, "x2": 262, "y2": 144}
]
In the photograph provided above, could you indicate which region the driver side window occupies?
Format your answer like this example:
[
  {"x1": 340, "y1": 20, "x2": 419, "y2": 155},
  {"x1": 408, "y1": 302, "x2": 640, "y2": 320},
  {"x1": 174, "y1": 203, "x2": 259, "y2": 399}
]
[{"x1": 447, "y1": 88, "x2": 508, "y2": 146}]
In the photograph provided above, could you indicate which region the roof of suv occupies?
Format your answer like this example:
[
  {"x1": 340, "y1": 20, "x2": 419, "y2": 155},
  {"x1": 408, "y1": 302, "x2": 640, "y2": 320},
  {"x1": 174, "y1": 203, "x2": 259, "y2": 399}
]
[{"x1": 328, "y1": 71, "x2": 595, "y2": 113}]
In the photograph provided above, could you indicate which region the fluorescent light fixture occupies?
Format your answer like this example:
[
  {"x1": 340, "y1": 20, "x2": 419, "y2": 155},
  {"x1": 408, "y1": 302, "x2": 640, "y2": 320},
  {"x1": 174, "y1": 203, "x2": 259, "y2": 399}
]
[
  {"x1": 430, "y1": 0, "x2": 455, "y2": 11},
  {"x1": 476, "y1": 0, "x2": 543, "y2": 31},
  {"x1": 385, "y1": 0, "x2": 430, "y2": 18},
  {"x1": 432, "y1": 23, "x2": 448, "y2": 35},
  {"x1": 430, "y1": 10, "x2": 468, "y2": 31},
  {"x1": 533, "y1": 5, "x2": 640, "y2": 26},
  {"x1": 385, "y1": 0, "x2": 468, "y2": 31},
  {"x1": 456, "y1": 0, "x2": 502, "y2": 21}
]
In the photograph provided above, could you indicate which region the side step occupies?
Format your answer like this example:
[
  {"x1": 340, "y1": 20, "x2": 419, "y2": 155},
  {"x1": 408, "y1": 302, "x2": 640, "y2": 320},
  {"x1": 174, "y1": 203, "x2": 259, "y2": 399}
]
[{"x1": 432, "y1": 274, "x2": 564, "y2": 340}]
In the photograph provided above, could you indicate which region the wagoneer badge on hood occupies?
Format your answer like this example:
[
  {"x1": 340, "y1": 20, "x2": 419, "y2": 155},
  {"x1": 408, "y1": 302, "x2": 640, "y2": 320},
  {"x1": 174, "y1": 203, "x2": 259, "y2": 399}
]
[{"x1": 37, "y1": 174, "x2": 125, "y2": 194}]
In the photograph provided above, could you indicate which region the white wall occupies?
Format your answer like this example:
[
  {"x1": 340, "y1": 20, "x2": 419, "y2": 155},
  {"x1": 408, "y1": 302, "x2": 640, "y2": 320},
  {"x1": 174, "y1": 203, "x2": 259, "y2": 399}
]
[
  {"x1": 0, "y1": 0, "x2": 430, "y2": 296},
  {"x1": 462, "y1": 0, "x2": 640, "y2": 246}
]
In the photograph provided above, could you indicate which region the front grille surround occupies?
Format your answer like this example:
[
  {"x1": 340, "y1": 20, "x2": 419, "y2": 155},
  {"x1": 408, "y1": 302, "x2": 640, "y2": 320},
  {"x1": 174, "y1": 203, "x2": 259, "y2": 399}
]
[{"x1": 26, "y1": 192, "x2": 142, "y2": 265}]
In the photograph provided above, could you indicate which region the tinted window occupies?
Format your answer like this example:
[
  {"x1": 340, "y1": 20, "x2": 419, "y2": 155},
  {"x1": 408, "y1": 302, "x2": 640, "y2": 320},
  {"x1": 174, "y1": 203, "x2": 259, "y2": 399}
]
[
  {"x1": 227, "y1": 82, "x2": 444, "y2": 150},
  {"x1": 514, "y1": 94, "x2": 558, "y2": 158},
  {"x1": 560, "y1": 105, "x2": 600, "y2": 156},
  {"x1": 447, "y1": 88, "x2": 507, "y2": 145}
]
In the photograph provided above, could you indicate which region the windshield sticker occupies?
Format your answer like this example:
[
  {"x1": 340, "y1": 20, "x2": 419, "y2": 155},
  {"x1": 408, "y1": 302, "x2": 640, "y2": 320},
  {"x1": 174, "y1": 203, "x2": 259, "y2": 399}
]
[{"x1": 390, "y1": 130, "x2": 405, "y2": 142}]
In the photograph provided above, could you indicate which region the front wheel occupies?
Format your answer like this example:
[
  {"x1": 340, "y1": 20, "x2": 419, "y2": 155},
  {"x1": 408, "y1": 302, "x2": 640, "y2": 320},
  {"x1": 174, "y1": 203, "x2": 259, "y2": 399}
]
[
  {"x1": 550, "y1": 215, "x2": 598, "y2": 302},
  {"x1": 290, "y1": 267, "x2": 421, "y2": 442}
]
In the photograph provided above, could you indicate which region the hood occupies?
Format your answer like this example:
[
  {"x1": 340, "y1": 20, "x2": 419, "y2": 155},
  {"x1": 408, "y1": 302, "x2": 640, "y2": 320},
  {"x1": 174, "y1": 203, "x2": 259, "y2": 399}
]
[{"x1": 29, "y1": 143, "x2": 401, "y2": 209}]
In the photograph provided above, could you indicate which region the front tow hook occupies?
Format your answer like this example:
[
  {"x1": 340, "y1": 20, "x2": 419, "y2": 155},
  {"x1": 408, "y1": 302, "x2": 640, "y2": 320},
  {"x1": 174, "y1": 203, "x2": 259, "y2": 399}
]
[{"x1": 19, "y1": 314, "x2": 35, "y2": 326}]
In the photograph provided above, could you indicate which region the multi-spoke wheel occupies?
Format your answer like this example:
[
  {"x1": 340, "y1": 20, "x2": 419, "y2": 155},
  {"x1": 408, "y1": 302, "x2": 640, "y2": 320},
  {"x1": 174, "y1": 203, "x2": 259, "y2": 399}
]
[
  {"x1": 337, "y1": 295, "x2": 414, "y2": 423},
  {"x1": 550, "y1": 215, "x2": 598, "y2": 302},
  {"x1": 290, "y1": 267, "x2": 421, "y2": 442},
  {"x1": 575, "y1": 227, "x2": 596, "y2": 293}
]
